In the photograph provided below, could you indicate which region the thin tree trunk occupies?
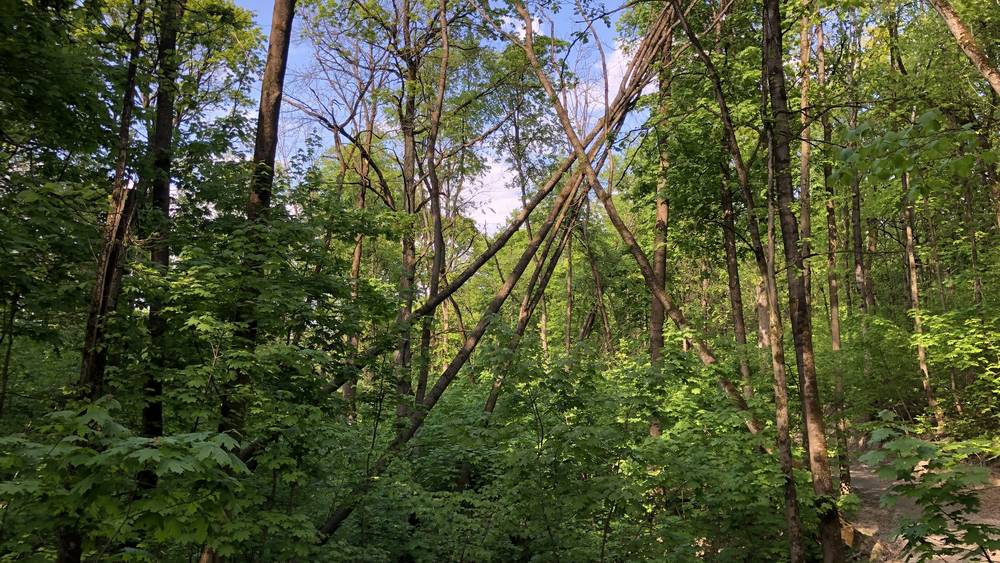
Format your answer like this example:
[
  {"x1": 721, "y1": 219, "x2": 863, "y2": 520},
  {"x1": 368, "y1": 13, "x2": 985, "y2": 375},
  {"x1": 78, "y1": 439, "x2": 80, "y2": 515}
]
[
  {"x1": 394, "y1": 47, "x2": 419, "y2": 420},
  {"x1": 416, "y1": 0, "x2": 449, "y2": 405},
  {"x1": 721, "y1": 170, "x2": 753, "y2": 399},
  {"x1": 902, "y1": 173, "x2": 945, "y2": 432},
  {"x1": 668, "y1": 8, "x2": 804, "y2": 555},
  {"x1": 79, "y1": 0, "x2": 146, "y2": 398},
  {"x1": 0, "y1": 294, "x2": 18, "y2": 418},
  {"x1": 650, "y1": 34, "x2": 672, "y2": 365},
  {"x1": 763, "y1": 0, "x2": 841, "y2": 558},
  {"x1": 766, "y1": 143, "x2": 806, "y2": 563},
  {"x1": 926, "y1": 0, "x2": 1000, "y2": 96},
  {"x1": 798, "y1": 8, "x2": 812, "y2": 303},
  {"x1": 818, "y1": 18, "x2": 851, "y2": 491}
]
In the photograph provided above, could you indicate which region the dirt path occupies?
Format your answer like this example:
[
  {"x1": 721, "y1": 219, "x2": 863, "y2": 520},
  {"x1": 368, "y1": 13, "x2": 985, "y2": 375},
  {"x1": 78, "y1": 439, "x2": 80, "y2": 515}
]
[{"x1": 846, "y1": 462, "x2": 1000, "y2": 561}]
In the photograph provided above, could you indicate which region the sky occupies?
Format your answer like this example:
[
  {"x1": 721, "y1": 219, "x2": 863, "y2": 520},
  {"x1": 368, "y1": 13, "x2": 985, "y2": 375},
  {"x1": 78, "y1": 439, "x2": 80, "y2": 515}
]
[{"x1": 234, "y1": 0, "x2": 636, "y2": 233}]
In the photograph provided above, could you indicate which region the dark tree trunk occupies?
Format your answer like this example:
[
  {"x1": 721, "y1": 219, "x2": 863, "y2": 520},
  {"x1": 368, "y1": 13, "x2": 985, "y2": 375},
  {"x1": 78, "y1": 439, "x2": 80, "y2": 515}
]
[
  {"x1": 720, "y1": 174, "x2": 753, "y2": 399},
  {"x1": 221, "y1": 0, "x2": 296, "y2": 433},
  {"x1": 144, "y1": 0, "x2": 186, "y2": 458},
  {"x1": 0, "y1": 294, "x2": 18, "y2": 418},
  {"x1": 416, "y1": 0, "x2": 449, "y2": 405},
  {"x1": 668, "y1": 5, "x2": 804, "y2": 555},
  {"x1": 763, "y1": 0, "x2": 841, "y2": 559},
  {"x1": 79, "y1": 0, "x2": 146, "y2": 398}
]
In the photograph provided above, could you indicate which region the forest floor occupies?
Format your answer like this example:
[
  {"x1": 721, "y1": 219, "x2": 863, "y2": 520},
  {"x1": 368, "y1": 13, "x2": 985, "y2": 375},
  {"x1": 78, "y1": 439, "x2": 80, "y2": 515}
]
[{"x1": 847, "y1": 462, "x2": 1000, "y2": 561}]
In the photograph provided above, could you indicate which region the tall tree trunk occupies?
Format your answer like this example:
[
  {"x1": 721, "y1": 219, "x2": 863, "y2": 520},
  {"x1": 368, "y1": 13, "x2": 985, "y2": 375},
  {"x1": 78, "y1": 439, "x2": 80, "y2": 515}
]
[
  {"x1": 395, "y1": 56, "x2": 418, "y2": 420},
  {"x1": 650, "y1": 36, "x2": 672, "y2": 365},
  {"x1": 902, "y1": 174, "x2": 945, "y2": 432},
  {"x1": 798, "y1": 8, "x2": 812, "y2": 303},
  {"x1": 0, "y1": 294, "x2": 18, "y2": 418},
  {"x1": 817, "y1": 18, "x2": 851, "y2": 491},
  {"x1": 668, "y1": 7, "x2": 804, "y2": 555},
  {"x1": 416, "y1": 0, "x2": 449, "y2": 405},
  {"x1": 221, "y1": 0, "x2": 296, "y2": 433},
  {"x1": 144, "y1": 0, "x2": 186, "y2": 451},
  {"x1": 79, "y1": 0, "x2": 146, "y2": 398},
  {"x1": 926, "y1": 0, "x2": 1000, "y2": 96},
  {"x1": 766, "y1": 143, "x2": 805, "y2": 563},
  {"x1": 720, "y1": 170, "x2": 753, "y2": 399},
  {"x1": 763, "y1": 0, "x2": 842, "y2": 559}
]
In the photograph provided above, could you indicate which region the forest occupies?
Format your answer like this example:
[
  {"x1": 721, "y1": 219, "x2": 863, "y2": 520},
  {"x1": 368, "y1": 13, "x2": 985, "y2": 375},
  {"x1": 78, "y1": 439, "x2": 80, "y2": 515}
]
[{"x1": 1, "y1": 0, "x2": 999, "y2": 560}]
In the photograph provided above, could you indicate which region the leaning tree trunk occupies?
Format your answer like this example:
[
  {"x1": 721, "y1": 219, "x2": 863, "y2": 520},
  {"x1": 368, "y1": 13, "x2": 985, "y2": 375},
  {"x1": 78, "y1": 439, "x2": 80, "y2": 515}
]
[{"x1": 926, "y1": 0, "x2": 1000, "y2": 96}]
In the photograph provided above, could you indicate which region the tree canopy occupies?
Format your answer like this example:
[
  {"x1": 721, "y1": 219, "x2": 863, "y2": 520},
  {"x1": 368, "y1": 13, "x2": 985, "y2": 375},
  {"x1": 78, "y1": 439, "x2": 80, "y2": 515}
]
[{"x1": 1, "y1": 0, "x2": 999, "y2": 560}]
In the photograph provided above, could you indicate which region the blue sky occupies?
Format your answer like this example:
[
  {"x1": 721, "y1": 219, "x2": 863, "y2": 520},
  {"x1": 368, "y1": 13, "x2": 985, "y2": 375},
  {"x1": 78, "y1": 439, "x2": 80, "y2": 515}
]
[{"x1": 233, "y1": 0, "x2": 636, "y2": 232}]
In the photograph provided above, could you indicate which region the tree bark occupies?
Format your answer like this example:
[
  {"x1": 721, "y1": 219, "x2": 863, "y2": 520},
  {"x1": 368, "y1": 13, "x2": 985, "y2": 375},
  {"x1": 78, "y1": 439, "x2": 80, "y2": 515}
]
[
  {"x1": 765, "y1": 143, "x2": 805, "y2": 563},
  {"x1": 394, "y1": 7, "x2": 419, "y2": 419},
  {"x1": 79, "y1": 0, "x2": 146, "y2": 399},
  {"x1": 668, "y1": 7, "x2": 804, "y2": 555},
  {"x1": 763, "y1": 0, "x2": 842, "y2": 559},
  {"x1": 145, "y1": 0, "x2": 186, "y2": 446},
  {"x1": 798, "y1": 9, "x2": 812, "y2": 303},
  {"x1": 650, "y1": 32, "x2": 672, "y2": 365},
  {"x1": 416, "y1": 0, "x2": 449, "y2": 405},
  {"x1": 221, "y1": 0, "x2": 296, "y2": 433},
  {"x1": 902, "y1": 173, "x2": 945, "y2": 432},
  {"x1": 720, "y1": 171, "x2": 752, "y2": 399},
  {"x1": 817, "y1": 18, "x2": 851, "y2": 491},
  {"x1": 927, "y1": 0, "x2": 1000, "y2": 96}
]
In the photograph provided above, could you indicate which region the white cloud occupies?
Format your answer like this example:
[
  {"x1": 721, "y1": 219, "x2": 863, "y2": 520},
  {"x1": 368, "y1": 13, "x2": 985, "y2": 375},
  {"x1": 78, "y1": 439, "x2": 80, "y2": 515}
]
[
  {"x1": 500, "y1": 14, "x2": 543, "y2": 40},
  {"x1": 465, "y1": 158, "x2": 522, "y2": 234}
]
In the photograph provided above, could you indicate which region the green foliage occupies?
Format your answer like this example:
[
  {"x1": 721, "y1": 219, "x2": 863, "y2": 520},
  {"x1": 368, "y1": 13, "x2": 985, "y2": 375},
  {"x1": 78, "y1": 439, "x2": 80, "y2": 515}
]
[{"x1": 0, "y1": 399, "x2": 247, "y2": 559}]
